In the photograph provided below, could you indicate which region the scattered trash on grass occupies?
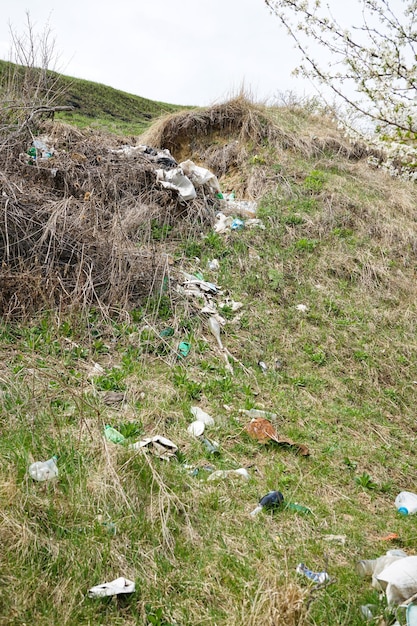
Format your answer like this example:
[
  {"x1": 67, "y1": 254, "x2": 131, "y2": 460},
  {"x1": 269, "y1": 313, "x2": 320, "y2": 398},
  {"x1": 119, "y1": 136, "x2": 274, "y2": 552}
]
[
  {"x1": 258, "y1": 360, "x2": 268, "y2": 374},
  {"x1": 177, "y1": 341, "x2": 191, "y2": 359},
  {"x1": 377, "y1": 556, "x2": 417, "y2": 605},
  {"x1": 360, "y1": 604, "x2": 379, "y2": 620},
  {"x1": 207, "y1": 468, "x2": 250, "y2": 481},
  {"x1": 159, "y1": 327, "x2": 175, "y2": 338},
  {"x1": 219, "y1": 298, "x2": 244, "y2": 312},
  {"x1": 156, "y1": 167, "x2": 196, "y2": 201},
  {"x1": 208, "y1": 316, "x2": 234, "y2": 374},
  {"x1": 214, "y1": 212, "x2": 233, "y2": 234},
  {"x1": 208, "y1": 259, "x2": 220, "y2": 271},
  {"x1": 231, "y1": 217, "x2": 245, "y2": 231},
  {"x1": 187, "y1": 421, "x2": 205, "y2": 437},
  {"x1": 130, "y1": 435, "x2": 178, "y2": 460},
  {"x1": 28, "y1": 456, "x2": 58, "y2": 481},
  {"x1": 239, "y1": 408, "x2": 278, "y2": 420},
  {"x1": 104, "y1": 425, "x2": 126, "y2": 444},
  {"x1": 88, "y1": 577, "x2": 135, "y2": 598},
  {"x1": 190, "y1": 406, "x2": 215, "y2": 425},
  {"x1": 180, "y1": 159, "x2": 221, "y2": 195},
  {"x1": 377, "y1": 532, "x2": 400, "y2": 542},
  {"x1": 250, "y1": 490, "x2": 284, "y2": 516},
  {"x1": 395, "y1": 491, "x2": 417, "y2": 515},
  {"x1": 221, "y1": 200, "x2": 257, "y2": 218},
  {"x1": 200, "y1": 437, "x2": 220, "y2": 456},
  {"x1": 356, "y1": 549, "x2": 417, "y2": 605},
  {"x1": 244, "y1": 417, "x2": 310, "y2": 456},
  {"x1": 296, "y1": 563, "x2": 330, "y2": 585},
  {"x1": 296, "y1": 304, "x2": 308, "y2": 313},
  {"x1": 285, "y1": 502, "x2": 312, "y2": 514}
]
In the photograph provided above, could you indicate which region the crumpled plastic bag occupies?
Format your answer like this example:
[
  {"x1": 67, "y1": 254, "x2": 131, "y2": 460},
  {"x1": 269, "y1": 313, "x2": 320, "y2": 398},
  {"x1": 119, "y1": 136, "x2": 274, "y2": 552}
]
[
  {"x1": 88, "y1": 577, "x2": 135, "y2": 598},
  {"x1": 156, "y1": 168, "x2": 196, "y2": 201},
  {"x1": 180, "y1": 159, "x2": 221, "y2": 194},
  {"x1": 130, "y1": 435, "x2": 178, "y2": 460},
  {"x1": 376, "y1": 555, "x2": 417, "y2": 605}
]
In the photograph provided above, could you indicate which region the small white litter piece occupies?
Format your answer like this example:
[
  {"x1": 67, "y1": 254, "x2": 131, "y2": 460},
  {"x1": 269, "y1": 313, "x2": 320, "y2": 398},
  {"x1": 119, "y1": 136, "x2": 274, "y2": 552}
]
[
  {"x1": 296, "y1": 304, "x2": 308, "y2": 312},
  {"x1": 88, "y1": 577, "x2": 135, "y2": 598},
  {"x1": 190, "y1": 406, "x2": 215, "y2": 426},
  {"x1": 187, "y1": 421, "x2": 205, "y2": 437},
  {"x1": 130, "y1": 435, "x2": 178, "y2": 460},
  {"x1": 207, "y1": 468, "x2": 250, "y2": 481}
]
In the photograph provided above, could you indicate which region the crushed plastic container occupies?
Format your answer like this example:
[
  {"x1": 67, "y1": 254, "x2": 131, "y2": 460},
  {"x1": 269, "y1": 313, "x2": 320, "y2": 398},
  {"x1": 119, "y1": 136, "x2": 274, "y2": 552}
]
[
  {"x1": 296, "y1": 563, "x2": 329, "y2": 584},
  {"x1": 395, "y1": 491, "x2": 417, "y2": 515},
  {"x1": 28, "y1": 456, "x2": 58, "y2": 481}
]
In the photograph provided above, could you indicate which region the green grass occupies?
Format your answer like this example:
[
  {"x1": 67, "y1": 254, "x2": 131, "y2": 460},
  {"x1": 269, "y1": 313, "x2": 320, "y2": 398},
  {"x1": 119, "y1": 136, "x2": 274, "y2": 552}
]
[
  {"x1": 1, "y1": 91, "x2": 417, "y2": 624},
  {"x1": 0, "y1": 59, "x2": 188, "y2": 135}
]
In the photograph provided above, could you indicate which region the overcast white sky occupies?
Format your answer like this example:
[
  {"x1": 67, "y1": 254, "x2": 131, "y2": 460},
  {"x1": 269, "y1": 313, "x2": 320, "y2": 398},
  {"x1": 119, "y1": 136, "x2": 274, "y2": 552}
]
[
  {"x1": 0, "y1": 0, "x2": 325, "y2": 106},
  {"x1": 0, "y1": 0, "x2": 406, "y2": 107}
]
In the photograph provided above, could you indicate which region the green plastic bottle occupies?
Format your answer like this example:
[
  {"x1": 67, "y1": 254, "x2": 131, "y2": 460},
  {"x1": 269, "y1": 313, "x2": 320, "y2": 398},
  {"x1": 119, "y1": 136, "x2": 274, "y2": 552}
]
[
  {"x1": 104, "y1": 425, "x2": 125, "y2": 444},
  {"x1": 285, "y1": 502, "x2": 312, "y2": 514}
]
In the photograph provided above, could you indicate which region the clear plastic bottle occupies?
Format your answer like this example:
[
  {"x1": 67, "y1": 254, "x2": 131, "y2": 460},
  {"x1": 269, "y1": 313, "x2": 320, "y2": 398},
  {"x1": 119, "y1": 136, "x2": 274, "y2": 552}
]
[
  {"x1": 395, "y1": 491, "x2": 417, "y2": 515},
  {"x1": 29, "y1": 456, "x2": 58, "y2": 481}
]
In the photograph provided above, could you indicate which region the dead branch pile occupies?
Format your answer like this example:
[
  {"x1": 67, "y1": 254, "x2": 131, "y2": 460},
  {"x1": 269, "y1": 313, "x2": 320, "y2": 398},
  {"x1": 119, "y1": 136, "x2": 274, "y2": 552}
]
[{"x1": 0, "y1": 122, "x2": 216, "y2": 318}]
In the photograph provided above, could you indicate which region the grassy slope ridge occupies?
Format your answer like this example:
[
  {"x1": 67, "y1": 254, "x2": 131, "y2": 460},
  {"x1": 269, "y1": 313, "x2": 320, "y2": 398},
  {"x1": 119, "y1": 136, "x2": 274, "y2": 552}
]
[
  {"x1": 1, "y1": 92, "x2": 417, "y2": 626},
  {"x1": 0, "y1": 59, "x2": 186, "y2": 134}
]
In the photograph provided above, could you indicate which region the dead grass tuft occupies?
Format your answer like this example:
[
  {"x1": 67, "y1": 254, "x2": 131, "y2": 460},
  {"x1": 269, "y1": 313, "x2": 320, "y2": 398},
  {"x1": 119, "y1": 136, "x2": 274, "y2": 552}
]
[{"x1": 242, "y1": 576, "x2": 310, "y2": 626}]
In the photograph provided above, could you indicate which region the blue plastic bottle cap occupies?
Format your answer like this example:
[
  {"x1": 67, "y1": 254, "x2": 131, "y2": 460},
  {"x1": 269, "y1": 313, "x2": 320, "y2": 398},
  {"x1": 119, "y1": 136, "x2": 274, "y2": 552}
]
[{"x1": 398, "y1": 507, "x2": 409, "y2": 515}]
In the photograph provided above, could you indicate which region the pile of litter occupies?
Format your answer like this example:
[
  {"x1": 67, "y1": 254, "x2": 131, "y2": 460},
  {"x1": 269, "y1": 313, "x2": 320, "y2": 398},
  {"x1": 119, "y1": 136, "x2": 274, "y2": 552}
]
[{"x1": 0, "y1": 123, "x2": 221, "y2": 317}]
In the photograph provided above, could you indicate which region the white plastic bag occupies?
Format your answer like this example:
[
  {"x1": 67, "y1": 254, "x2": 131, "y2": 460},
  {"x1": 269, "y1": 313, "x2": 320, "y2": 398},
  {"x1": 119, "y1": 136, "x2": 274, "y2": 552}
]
[
  {"x1": 156, "y1": 168, "x2": 196, "y2": 201},
  {"x1": 377, "y1": 555, "x2": 417, "y2": 605},
  {"x1": 180, "y1": 160, "x2": 221, "y2": 194}
]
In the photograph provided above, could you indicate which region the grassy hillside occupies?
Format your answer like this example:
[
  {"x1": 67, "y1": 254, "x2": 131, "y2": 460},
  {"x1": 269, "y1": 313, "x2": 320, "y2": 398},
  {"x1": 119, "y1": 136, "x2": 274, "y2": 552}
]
[
  {"x1": 0, "y1": 59, "x2": 186, "y2": 135},
  {"x1": 1, "y1": 93, "x2": 417, "y2": 625}
]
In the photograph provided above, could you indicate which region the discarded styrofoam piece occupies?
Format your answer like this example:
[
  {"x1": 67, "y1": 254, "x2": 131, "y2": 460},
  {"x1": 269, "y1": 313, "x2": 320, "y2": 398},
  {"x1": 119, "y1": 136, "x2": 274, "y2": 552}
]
[
  {"x1": 377, "y1": 555, "x2": 417, "y2": 605},
  {"x1": 187, "y1": 421, "x2": 205, "y2": 437},
  {"x1": 180, "y1": 160, "x2": 221, "y2": 194},
  {"x1": 130, "y1": 435, "x2": 178, "y2": 460},
  {"x1": 296, "y1": 304, "x2": 308, "y2": 312},
  {"x1": 191, "y1": 406, "x2": 215, "y2": 426},
  {"x1": 88, "y1": 577, "x2": 135, "y2": 598},
  {"x1": 156, "y1": 168, "x2": 197, "y2": 201},
  {"x1": 207, "y1": 468, "x2": 250, "y2": 481}
]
